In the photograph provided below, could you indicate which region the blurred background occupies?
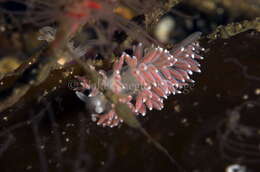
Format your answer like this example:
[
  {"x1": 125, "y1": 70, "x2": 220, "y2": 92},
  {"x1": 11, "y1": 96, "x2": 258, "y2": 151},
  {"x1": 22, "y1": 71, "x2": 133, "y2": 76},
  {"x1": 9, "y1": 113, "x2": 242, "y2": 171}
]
[{"x1": 0, "y1": 0, "x2": 260, "y2": 172}]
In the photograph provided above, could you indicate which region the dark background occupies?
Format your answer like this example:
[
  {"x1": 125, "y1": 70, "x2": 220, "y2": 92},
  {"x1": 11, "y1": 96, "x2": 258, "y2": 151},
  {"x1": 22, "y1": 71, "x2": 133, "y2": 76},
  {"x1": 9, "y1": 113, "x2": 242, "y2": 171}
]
[{"x1": 0, "y1": 0, "x2": 260, "y2": 172}]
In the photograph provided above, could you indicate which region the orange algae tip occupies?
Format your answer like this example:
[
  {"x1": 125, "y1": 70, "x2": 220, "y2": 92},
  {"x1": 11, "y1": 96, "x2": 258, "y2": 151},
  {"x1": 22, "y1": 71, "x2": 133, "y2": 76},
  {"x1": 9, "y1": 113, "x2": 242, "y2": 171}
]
[{"x1": 114, "y1": 6, "x2": 136, "y2": 19}]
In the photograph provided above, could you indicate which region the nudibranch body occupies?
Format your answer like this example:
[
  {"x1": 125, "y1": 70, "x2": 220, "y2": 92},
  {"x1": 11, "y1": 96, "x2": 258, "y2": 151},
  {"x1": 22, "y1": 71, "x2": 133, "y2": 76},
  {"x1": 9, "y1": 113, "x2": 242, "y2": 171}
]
[{"x1": 76, "y1": 32, "x2": 205, "y2": 127}]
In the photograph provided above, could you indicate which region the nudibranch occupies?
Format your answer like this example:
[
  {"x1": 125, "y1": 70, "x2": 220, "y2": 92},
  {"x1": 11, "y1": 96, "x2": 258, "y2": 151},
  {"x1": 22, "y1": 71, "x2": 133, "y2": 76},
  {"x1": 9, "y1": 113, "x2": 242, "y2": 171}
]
[{"x1": 75, "y1": 32, "x2": 205, "y2": 127}]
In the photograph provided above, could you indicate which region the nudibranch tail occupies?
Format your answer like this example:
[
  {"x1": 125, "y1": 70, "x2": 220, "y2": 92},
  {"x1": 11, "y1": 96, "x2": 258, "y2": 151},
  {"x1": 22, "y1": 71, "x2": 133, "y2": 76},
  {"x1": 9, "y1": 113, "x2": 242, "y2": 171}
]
[{"x1": 76, "y1": 32, "x2": 205, "y2": 128}]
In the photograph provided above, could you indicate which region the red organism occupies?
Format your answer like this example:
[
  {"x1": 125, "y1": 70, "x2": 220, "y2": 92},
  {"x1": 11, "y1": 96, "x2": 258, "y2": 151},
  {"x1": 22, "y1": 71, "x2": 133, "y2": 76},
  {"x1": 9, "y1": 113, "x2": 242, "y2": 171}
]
[{"x1": 75, "y1": 32, "x2": 205, "y2": 128}]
